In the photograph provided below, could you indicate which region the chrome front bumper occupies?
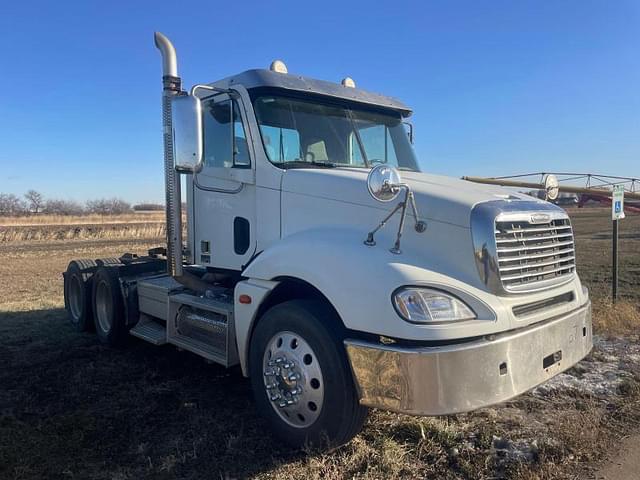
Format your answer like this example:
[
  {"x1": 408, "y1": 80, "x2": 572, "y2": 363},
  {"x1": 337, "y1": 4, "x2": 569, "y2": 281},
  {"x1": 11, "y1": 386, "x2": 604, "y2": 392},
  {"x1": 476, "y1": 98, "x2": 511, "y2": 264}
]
[{"x1": 344, "y1": 301, "x2": 592, "y2": 416}]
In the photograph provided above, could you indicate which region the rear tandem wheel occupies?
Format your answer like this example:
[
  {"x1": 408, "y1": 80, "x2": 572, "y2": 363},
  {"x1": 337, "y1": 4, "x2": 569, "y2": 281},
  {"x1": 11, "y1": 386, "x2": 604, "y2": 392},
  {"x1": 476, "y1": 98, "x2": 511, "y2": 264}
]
[
  {"x1": 91, "y1": 266, "x2": 128, "y2": 347},
  {"x1": 64, "y1": 259, "x2": 98, "y2": 332}
]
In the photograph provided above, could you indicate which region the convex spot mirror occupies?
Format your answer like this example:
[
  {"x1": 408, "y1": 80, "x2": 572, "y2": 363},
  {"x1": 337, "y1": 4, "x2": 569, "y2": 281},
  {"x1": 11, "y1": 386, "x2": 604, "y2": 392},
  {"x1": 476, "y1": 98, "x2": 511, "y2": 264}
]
[
  {"x1": 171, "y1": 94, "x2": 203, "y2": 173},
  {"x1": 543, "y1": 174, "x2": 559, "y2": 201},
  {"x1": 367, "y1": 164, "x2": 402, "y2": 202}
]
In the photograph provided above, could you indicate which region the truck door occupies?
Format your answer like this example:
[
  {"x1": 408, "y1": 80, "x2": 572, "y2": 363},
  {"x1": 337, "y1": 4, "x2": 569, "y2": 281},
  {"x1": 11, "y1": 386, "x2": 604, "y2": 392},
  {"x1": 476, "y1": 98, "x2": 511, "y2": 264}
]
[{"x1": 192, "y1": 93, "x2": 256, "y2": 271}]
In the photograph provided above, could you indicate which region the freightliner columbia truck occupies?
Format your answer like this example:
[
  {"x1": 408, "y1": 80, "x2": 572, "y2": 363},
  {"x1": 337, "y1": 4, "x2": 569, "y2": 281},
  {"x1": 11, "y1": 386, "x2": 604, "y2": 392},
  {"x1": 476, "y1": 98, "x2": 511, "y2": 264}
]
[{"x1": 63, "y1": 33, "x2": 593, "y2": 448}]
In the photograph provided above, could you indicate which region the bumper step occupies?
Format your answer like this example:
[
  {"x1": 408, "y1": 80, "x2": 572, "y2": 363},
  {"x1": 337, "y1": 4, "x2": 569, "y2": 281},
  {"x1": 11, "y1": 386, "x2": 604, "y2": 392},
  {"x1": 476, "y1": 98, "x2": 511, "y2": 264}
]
[{"x1": 130, "y1": 315, "x2": 167, "y2": 345}]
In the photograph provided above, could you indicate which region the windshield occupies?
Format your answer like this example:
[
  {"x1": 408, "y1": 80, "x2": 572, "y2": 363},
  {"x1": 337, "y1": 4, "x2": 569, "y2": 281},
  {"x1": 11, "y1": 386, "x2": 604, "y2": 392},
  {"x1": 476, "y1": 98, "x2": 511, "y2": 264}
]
[{"x1": 252, "y1": 94, "x2": 420, "y2": 171}]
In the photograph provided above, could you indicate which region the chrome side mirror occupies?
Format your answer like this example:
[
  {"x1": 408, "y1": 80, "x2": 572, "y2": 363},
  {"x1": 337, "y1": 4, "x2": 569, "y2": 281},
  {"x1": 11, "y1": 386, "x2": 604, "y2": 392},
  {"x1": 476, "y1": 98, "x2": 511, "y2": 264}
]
[
  {"x1": 171, "y1": 94, "x2": 203, "y2": 173},
  {"x1": 367, "y1": 165, "x2": 402, "y2": 202}
]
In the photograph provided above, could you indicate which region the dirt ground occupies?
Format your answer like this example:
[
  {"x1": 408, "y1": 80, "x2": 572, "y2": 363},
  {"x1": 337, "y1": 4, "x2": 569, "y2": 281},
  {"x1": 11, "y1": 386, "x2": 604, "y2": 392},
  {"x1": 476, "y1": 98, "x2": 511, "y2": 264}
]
[
  {"x1": 0, "y1": 208, "x2": 639, "y2": 479},
  {"x1": 594, "y1": 433, "x2": 640, "y2": 480}
]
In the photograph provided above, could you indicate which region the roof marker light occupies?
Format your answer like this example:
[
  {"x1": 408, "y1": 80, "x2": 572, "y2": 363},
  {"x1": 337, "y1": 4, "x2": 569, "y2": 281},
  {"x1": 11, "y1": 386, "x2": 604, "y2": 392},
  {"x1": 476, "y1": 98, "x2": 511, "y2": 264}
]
[
  {"x1": 269, "y1": 60, "x2": 288, "y2": 74},
  {"x1": 341, "y1": 77, "x2": 356, "y2": 88}
]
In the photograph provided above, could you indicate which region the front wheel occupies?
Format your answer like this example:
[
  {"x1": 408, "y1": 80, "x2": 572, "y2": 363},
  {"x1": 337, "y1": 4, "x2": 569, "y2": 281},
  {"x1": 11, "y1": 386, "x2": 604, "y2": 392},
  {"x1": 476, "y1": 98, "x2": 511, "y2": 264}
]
[{"x1": 249, "y1": 299, "x2": 368, "y2": 449}]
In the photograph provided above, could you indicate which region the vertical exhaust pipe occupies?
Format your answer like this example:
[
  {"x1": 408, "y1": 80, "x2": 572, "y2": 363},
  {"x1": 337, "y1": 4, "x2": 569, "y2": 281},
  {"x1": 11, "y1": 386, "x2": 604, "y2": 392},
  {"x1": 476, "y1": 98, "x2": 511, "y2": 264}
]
[
  {"x1": 154, "y1": 32, "x2": 209, "y2": 293},
  {"x1": 154, "y1": 31, "x2": 184, "y2": 280}
]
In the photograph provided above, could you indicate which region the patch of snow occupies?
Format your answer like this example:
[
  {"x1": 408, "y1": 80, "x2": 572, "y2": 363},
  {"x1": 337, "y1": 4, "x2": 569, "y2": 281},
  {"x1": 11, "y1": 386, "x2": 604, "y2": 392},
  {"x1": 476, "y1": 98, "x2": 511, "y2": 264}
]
[
  {"x1": 532, "y1": 336, "x2": 639, "y2": 398},
  {"x1": 491, "y1": 436, "x2": 538, "y2": 463}
]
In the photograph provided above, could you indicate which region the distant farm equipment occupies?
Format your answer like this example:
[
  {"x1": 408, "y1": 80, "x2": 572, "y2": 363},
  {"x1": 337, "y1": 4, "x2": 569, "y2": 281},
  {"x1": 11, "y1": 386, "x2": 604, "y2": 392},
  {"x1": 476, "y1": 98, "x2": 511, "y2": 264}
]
[{"x1": 463, "y1": 172, "x2": 640, "y2": 213}]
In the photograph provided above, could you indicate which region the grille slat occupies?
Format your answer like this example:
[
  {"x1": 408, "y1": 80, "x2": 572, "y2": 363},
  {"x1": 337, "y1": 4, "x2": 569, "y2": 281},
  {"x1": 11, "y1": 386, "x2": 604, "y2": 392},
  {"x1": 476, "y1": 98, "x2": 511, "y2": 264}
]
[
  {"x1": 497, "y1": 239, "x2": 574, "y2": 254},
  {"x1": 495, "y1": 225, "x2": 572, "y2": 235},
  {"x1": 499, "y1": 255, "x2": 575, "y2": 272},
  {"x1": 495, "y1": 216, "x2": 575, "y2": 292},
  {"x1": 496, "y1": 232, "x2": 573, "y2": 244},
  {"x1": 500, "y1": 264, "x2": 575, "y2": 282},
  {"x1": 498, "y1": 247, "x2": 574, "y2": 263}
]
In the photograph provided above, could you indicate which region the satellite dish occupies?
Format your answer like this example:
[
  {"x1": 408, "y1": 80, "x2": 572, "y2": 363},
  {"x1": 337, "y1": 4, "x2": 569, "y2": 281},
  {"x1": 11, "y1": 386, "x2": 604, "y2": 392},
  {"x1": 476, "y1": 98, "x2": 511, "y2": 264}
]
[
  {"x1": 544, "y1": 174, "x2": 559, "y2": 201},
  {"x1": 367, "y1": 165, "x2": 402, "y2": 202}
]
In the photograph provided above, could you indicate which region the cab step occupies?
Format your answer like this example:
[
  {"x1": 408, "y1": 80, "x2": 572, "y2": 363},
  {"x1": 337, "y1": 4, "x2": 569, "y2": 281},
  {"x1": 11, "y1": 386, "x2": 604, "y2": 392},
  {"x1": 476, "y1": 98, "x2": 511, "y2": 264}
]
[{"x1": 130, "y1": 315, "x2": 167, "y2": 345}]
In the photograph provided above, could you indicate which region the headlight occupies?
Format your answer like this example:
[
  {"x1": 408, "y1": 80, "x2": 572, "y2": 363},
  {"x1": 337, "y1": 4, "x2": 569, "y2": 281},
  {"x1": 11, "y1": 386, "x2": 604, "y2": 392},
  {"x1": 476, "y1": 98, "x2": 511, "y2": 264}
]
[{"x1": 393, "y1": 287, "x2": 476, "y2": 324}]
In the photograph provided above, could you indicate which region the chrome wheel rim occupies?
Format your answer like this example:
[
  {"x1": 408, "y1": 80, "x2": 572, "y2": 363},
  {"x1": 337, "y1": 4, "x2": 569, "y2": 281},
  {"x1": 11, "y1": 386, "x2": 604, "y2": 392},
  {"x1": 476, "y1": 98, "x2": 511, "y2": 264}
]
[
  {"x1": 68, "y1": 275, "x2": 83, "y2": 321},
  {"x1": 95, "y1": 280, "x2": 113, "y2": 333},
  {"x1": 263, "y1": 330, "x2": 324, "y2": 428}
]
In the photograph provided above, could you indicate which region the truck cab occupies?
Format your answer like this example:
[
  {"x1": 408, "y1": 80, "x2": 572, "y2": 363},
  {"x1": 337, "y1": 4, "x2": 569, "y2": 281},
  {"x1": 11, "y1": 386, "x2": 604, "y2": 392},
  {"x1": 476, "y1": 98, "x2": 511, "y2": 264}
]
[{"x1": 63, "y1": 33, "x2": 592, "y2": 449}]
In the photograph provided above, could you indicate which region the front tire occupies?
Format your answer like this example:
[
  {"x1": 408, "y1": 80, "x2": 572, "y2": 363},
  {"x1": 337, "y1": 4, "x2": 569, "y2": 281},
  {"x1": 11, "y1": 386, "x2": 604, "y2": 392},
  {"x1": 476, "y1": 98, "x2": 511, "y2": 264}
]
[{"x1": 249, "y1": 299, "x2": 368, "y2": 449}]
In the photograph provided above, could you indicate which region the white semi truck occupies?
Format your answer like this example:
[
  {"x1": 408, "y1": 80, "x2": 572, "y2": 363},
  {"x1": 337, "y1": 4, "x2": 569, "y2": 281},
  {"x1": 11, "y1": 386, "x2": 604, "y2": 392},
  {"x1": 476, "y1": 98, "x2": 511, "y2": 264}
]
[{"x1": 63, "y1": 33, "x2": 593, "y2": 448}]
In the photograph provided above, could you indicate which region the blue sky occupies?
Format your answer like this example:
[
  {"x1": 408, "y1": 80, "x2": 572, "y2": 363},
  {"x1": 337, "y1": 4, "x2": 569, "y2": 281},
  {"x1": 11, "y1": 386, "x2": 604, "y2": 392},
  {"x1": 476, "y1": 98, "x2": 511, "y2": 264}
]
[{"x1": 0, "y1": 0, "x2": 638, "y2": 203}]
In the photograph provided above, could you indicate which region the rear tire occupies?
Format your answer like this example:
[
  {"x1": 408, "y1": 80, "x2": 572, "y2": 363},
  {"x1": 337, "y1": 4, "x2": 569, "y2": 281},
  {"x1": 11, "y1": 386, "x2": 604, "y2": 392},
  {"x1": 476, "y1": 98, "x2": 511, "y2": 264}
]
[
  {"x1": 249, "y1": 299, "x2": 368, "y2": 449},
  {"x1": 64, "y1": 259, "x2": 97, "y2": 332},
  {"x1": 91, "y1": 266, "x2": 128, "y2": 346}
]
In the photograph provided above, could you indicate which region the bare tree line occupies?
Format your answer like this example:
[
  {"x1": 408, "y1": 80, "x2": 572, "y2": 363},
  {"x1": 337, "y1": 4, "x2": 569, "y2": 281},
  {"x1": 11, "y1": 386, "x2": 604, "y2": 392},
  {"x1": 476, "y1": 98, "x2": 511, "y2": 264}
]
[{"x1": 0, "y1": 190, "x2": 163, "y2": 216}]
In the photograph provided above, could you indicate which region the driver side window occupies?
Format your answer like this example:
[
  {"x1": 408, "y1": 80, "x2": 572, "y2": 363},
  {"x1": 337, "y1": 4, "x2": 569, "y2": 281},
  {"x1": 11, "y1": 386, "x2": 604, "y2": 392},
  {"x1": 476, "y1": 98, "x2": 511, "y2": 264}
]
[{"x1": 202, "y1": 98, "x2": 249, "y2": 168}]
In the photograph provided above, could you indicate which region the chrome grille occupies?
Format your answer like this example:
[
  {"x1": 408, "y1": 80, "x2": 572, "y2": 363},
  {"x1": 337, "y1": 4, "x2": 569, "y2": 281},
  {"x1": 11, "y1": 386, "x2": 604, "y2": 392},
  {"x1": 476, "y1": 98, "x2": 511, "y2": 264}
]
[{"x1": 495, "y1": 216, "x2": 575, "y2": 292}]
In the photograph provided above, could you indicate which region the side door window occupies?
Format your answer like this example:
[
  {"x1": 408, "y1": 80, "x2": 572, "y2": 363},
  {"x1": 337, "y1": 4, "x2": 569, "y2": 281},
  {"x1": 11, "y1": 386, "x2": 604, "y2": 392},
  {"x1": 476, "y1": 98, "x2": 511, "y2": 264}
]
[{"x1": 202, "y1": 97, "x2": 250, "y2": 169}]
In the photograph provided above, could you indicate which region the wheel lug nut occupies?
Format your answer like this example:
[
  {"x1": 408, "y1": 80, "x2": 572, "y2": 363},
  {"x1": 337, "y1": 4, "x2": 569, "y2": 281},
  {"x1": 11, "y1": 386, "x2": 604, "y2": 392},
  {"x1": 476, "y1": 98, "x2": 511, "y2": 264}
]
[
  {"x1": 287, "y1": 373, "x2": 299, "y2": 381},
  {"x1": 270, "y1": 394, "x2": 281, "y2": 401}
]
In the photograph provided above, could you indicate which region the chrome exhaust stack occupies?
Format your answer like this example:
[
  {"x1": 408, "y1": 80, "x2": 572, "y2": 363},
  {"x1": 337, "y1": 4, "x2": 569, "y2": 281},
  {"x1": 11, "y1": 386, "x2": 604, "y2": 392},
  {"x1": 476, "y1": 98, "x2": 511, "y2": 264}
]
[
  {"x1": 154, "y1": 32, "x2": 182, "y2": 279},
  {"x1": 154, "y1": 32, "x2": 208, "y2": 293}
]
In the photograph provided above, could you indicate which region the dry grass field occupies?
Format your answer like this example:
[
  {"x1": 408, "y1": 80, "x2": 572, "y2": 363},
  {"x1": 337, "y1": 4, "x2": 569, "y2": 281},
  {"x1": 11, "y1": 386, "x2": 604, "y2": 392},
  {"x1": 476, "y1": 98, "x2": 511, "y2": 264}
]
[
  {"x1": 0, "y1": 208, "x2": 639, "y2": 479},
  {"x1": 0, "y1": 212, "x2": 165, "y2": 226},
  {"x1": 0, "y1": 212, "x2": 166, "y2": 243}
]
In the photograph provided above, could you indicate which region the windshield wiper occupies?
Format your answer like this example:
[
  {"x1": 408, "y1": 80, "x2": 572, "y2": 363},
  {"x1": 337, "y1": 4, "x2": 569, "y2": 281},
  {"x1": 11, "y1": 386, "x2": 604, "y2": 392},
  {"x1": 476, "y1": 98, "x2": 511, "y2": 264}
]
[{"x1": 279, "y1": 160, "x2": 336, "y2": 169}]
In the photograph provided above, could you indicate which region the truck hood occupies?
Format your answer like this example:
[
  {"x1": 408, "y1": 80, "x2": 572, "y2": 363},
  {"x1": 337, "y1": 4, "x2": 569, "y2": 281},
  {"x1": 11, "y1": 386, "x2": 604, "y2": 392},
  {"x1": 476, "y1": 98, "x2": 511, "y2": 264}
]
[{"x1": 281, "y1": 168, "x2": 534, "y2": 227}]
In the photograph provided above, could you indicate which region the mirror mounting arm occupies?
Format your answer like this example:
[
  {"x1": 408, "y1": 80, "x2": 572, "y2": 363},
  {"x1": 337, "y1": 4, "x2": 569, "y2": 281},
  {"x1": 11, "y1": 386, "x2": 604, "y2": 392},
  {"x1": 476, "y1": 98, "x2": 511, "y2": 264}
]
[
  {"x1": 364, "y1": 183, "x2": 427, "y2": 253},
  {"x1": 364, "y1": 199, "x2": 405, "y2": 247},
  {"x1": 190, "y1": 84, "x2": 233, "y2": 97}
]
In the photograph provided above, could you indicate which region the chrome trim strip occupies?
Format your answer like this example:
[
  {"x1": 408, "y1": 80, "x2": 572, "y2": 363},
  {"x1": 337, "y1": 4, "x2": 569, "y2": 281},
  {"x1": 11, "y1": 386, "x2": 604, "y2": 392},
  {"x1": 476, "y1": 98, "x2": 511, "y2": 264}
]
[{"x1": 495, "y1": 210, "x2": 569, "y2": 223}]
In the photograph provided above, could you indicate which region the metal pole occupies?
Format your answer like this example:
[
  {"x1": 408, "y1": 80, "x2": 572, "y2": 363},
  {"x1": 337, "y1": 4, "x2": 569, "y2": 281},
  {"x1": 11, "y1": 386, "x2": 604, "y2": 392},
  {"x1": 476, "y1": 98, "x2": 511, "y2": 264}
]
[{"x1": 612, "y1": 219, "x2": 618, "y2": 302}]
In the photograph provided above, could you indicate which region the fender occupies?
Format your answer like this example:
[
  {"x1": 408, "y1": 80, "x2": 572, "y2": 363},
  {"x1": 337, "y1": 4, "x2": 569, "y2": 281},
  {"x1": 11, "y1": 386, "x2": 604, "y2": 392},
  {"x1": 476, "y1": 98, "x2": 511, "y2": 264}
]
[
  {"x1": 238, "y1": 228, "x2": 507, "y2": 369},
  {"x1": 234, "y1": 277, "x2": 279, "y2": 376}
]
